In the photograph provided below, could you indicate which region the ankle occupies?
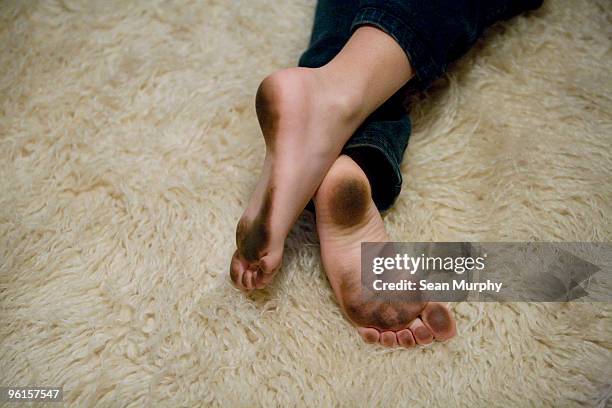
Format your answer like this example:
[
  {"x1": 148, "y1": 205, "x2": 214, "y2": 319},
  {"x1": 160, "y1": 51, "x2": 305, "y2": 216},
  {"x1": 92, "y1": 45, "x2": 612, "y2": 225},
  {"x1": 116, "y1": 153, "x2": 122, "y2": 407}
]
[{"x1": 314, "y1": 65, "x2": 368, "y2": 124}]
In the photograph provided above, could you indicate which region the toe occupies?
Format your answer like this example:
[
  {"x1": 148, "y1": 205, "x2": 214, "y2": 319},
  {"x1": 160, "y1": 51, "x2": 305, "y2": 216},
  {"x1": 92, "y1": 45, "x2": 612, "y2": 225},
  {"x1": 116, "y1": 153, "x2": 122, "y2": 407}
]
[
  {"x1": 358, "y1": 327, "x2": 380, "y2": 344},
  {"x1": 259, "y1": 251, "x2": 282, "y2": 274},
  {"x1": 256, "y1": 252, "x2": 282, "y2": 288},
  {"x1": 409, "y1": 318, "x2": 434, "y2": 345},
  {"x1": 253, "y1": 265, "x2": 271, "y2": 289},
  {"x1": 231, "y1": 249, "x2": 282, "y2": 291},
  {"x1": 242, "y1": 269, "x2": 255, "y2": 290},
  {"x1": 397, "y1": 329, "x2": 416, "y2": 348},
  {"x1": 254, "y1": 273, "x2": 267, "y2": 289},
  {"x1": 230, "y1": 250, "x2": 246, "y2": 289},
  {"x1": 421, "y1": 302, "x2": 456, "y2": 341},
  {"x1": 379, "y1": 331, "x2": 398, "y2": 347}
]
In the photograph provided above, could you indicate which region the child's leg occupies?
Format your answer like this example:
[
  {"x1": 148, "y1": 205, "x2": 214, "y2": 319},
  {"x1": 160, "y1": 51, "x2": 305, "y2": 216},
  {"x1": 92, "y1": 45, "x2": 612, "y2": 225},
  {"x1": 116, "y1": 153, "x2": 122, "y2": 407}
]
[
  {"x1": 229, "y1": 26, "x2": 414, "y2": 290},
  {"x1": 297, "y1": 0, "x2": 359, "y2": 70},
  {"x1": 338, "y1": 0, "x2": 545, "y2": 213},
  {"x1": 298, "y1": 0, "x2": 412, "y2": 213},
  {"x1": 313, "y1": 0, "x2": 543, "y2": 347}
]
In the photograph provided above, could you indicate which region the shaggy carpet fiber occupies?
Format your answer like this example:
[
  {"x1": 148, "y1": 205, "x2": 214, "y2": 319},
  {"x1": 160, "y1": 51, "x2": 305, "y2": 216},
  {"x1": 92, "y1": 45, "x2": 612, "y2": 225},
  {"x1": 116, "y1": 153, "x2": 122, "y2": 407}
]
[{"x1": 1, "y1": 0, "x2": 611, "y2": 406}]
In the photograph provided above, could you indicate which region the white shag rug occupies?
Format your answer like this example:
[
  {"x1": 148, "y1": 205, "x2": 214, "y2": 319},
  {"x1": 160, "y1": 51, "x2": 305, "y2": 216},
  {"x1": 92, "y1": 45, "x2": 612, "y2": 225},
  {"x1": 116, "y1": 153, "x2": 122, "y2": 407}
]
[{"x1": 1, "y1": 0, "x2": 611, "y2": 406}]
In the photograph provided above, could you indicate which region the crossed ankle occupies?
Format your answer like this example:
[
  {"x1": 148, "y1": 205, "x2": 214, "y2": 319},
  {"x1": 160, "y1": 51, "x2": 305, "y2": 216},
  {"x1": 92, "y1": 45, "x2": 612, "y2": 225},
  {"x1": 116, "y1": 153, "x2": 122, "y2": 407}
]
[{"x1": 315, "y1": 65, "x2": 368, "y2": 124}]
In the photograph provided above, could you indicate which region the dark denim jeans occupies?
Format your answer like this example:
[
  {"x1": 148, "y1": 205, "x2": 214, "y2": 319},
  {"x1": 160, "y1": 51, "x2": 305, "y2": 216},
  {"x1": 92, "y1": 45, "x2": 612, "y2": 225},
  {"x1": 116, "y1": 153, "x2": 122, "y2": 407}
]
[{"x1": 299, "y1": 0, "x2": 543, "y2": 211}]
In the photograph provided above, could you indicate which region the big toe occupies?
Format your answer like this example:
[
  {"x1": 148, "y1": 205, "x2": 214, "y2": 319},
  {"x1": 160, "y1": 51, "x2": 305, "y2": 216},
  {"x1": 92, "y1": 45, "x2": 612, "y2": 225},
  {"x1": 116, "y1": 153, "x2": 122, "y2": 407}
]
[
  {"x1": 252, "y1": 251, "x2": 282, "y2": 289},
  {"x1": 230, "y1": 250, "x2": 248, "y2": 290},
  {"x1": 421, "y1": 302, "x2": 456, "y2": 341}
]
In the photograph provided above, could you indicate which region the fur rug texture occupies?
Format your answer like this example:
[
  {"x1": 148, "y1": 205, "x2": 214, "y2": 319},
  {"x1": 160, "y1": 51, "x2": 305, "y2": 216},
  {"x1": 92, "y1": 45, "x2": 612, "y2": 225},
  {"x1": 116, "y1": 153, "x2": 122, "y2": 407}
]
[{"x1": 1, "y1": 0, "x2": 611, "y2": 406}]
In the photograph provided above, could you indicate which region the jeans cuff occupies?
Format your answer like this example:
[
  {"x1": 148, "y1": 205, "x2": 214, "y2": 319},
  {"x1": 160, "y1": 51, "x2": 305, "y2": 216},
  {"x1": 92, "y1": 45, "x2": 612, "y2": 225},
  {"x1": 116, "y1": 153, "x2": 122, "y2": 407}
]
[
  {"x1": 342, "y1": 135, "x2": 404, "y2": 212},
  {"x1": 351, "y1": 6, "x2": 442, "y2": 90}
]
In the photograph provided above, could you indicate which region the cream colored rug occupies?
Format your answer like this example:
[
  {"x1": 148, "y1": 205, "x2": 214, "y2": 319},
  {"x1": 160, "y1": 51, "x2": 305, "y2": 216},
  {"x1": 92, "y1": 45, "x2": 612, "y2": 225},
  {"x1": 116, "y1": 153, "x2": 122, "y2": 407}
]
[{"x1": 1, "y1": 0, "x2": 611, "y2": 406}]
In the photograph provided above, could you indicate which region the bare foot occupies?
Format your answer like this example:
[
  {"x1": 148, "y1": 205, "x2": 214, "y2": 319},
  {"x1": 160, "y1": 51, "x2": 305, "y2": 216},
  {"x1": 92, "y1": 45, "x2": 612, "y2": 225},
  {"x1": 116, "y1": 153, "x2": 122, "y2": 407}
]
[
  {"x1": 230, "y1": 25, "x2": 415, "y2": 291},
  {"x1": 314, "y1": 155, "x2": 457, "y2": 347},
  {"x1": 230, "y1": 67, "x2": 363, "y2": 290}
]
